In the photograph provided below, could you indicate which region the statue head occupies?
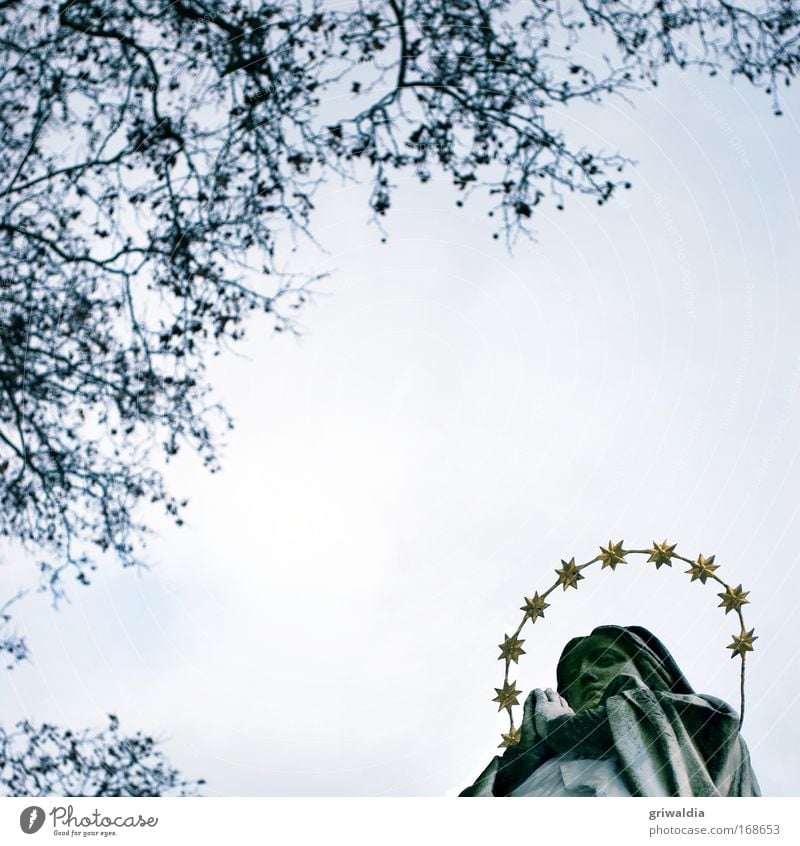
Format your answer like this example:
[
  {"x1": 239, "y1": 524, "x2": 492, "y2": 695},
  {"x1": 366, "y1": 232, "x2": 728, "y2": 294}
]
[{"x1": 556, "y1": 625, "x2": 694, "y2": 711}]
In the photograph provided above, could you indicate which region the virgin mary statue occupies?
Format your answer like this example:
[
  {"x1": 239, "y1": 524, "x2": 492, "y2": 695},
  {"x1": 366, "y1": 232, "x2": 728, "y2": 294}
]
[{"x1": 460, "y1": 625, "x2": 760, "y2": 797}]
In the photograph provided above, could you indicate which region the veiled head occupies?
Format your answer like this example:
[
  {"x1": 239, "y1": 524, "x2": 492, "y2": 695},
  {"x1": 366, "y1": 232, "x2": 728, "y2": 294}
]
[{"x1": 556, "y1": 625, "x2": 693, "y2": 711}]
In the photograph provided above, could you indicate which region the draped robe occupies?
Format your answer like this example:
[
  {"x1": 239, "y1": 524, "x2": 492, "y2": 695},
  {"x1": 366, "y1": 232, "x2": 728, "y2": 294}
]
[{"x1": 460, "y1": 626, "x2": 760, "y2": 797}]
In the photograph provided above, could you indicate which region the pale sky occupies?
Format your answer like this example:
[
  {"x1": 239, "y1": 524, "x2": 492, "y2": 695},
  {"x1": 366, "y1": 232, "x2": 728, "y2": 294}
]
[{"x1": 1, "y1": 60, "x2": 799, "y2": 796}]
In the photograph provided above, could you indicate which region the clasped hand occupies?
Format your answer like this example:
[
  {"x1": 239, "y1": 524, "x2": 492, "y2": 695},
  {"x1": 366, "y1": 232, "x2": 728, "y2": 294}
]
[
  {"x1": 526, "y1": 688, "x2": 574, "y2": 741},
  {"x1": 514, "y1": 687, "x2": 576, "y2": 751}
]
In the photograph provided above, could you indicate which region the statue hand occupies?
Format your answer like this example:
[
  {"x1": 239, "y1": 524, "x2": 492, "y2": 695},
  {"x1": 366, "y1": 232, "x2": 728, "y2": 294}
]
[
  {"x1": 517, "y1": 688, "x2": 540, "y2": 749},
  {"x1": 533, "y1": 688, "x2": 574, "y2": 738}
]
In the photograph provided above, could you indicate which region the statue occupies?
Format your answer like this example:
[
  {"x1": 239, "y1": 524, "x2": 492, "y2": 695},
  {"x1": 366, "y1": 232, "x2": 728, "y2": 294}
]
[{"x1": 460, "y1": 625, "x2": 760, "y2": 796}]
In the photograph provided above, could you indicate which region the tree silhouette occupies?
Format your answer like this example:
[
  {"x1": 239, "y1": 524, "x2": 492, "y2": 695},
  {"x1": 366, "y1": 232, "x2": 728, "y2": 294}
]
[
  {"x1": 0, "y1": 714, "x2": 203, "y2": 796},
  {"x1": 0, "y1": 592, "x2": 28, "y2": 667},
  {"x1": 0, "y1": 0, "x2": 797, "y2": 628}
]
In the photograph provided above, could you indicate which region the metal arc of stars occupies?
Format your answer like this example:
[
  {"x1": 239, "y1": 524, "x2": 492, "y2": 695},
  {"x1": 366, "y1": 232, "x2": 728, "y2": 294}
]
[{"x1": 493, "y1": 540, "x2": 753, "y2": 748}]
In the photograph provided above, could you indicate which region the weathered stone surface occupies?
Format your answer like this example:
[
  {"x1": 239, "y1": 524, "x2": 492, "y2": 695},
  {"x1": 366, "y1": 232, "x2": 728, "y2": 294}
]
[{"x1": 461, "y1": 625, "x2": 760, "y2": 797}]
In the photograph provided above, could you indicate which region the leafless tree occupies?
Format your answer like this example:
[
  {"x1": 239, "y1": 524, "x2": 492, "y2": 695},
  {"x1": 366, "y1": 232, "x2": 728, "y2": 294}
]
[
  {"x1": 0, "y1": 714, "x2": 203, "y2": 796},
  {"x1": 0, "y1": 0, "x2": 797, "y2": 630}
]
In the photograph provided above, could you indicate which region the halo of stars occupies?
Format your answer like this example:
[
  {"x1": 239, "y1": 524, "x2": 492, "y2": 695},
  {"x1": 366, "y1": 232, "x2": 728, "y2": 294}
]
[{"x1": 493, "y1": 540, "x2": 753, "y2": 747}]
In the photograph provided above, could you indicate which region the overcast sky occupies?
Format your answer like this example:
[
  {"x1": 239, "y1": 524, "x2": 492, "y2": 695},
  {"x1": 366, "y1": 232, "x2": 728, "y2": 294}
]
[{"x1": 1, "y1": 56, "x2": 799, "y2": 796}]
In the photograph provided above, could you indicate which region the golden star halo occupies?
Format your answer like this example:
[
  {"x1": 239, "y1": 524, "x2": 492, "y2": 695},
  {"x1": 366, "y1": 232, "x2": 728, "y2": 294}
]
[
  {"x1": 498, "y1": 634, "x2": 526, "y2": 663},
  {"x1": 718, "y1": 584, "x2": 750, "y2": 614},
  {"x1": 492, "y1": 539, "x2": 753, "y2": 746},
  {"x1": 728, "y1": 628, "x2": 758, "y2": 659},
  {"x1": 647, "y1": 539, "x2": 677, "y2": 568},
  {"x1": 492, "y1": 680, "x2": 522, "y2": 711},
  {"x1": 686, "y1": 553, "x2": 719, "y2": 584},
  {"x1": 499, "y1": 728, "x2": 522, "y2": 748},
  {"x1": 520, "y1": 592, "x2": 550, "y2": 622},
  {"x1": 599, "y1": 540, "x2": 627, "y2": 570},
  {"x1": 554, "y1": 557, "x2": 583, "y2": 590}
]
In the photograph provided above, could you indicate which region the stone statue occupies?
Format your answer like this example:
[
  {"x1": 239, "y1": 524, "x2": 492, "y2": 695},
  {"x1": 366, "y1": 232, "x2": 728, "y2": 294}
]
[{"x1": 460, "y1": 625, "x2": 760, "y2": 796}]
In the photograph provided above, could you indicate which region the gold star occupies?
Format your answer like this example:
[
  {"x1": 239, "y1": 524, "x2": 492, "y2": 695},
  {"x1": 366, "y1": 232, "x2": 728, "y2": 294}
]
[
  {"x1": 555, "y1": 557, "x2": 584, "y2": 591},
  {"x1": 717, "y1": 584, "x2": 750, "y2": 614},
  {"x1": 499, "y1": 728, "x2": 521, "y2": 748},
  {"x1": 498, "y1": 634, "x2": 526, "y2": 663},
  {"x1": 599, "y1": 540, "x2": 627, "y2": 570},
  {"x1": 492, "y1": 680, "x2": 522, "y2": 711},
  {"x1": 646, "y1": 539, "x2": 677, "y2": 569},
  {"x1": 686, "y1": 553, "x2": 719, "y2": 584},
  {"x1": 728, "y1": 628, "x2": 758, "y2": 659},
  {"x1": 520, "y1": 592, "x2": 550, "y2": 622}
]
